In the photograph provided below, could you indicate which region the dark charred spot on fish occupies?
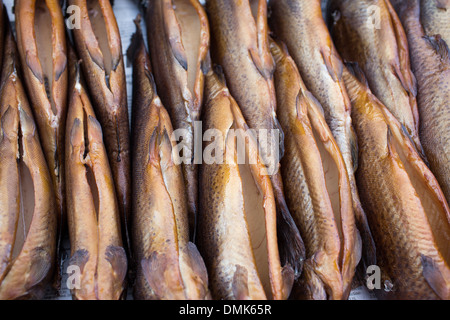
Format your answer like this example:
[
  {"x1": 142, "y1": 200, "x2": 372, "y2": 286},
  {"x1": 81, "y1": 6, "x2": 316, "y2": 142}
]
[{"x1": 83, "y1": 108, "x2": 89, "y2": 159}]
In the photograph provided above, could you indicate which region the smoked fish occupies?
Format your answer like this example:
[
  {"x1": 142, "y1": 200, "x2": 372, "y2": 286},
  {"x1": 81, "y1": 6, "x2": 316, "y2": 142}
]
[
  {"x1": 391, "y1": 0, "x2": 450, "y2": 209},
  {"x1": 144, "y1": 0, "x2": 210, "y2": 239},
  {"x1": 328, "y1": 0, "x2": 423, "y2": 157},
  {"x1": 65, "y1": 58, "x2": 127, "y2": 300},
  {"x1": 128, "y1": 16, "x2": 210, "y2": 300},
  {"x1": 69, "y1": 0, "x2": 131, "y2": 248},
  {"x1": 269, "y1": 0, "x2": 375, "y2": 273},
  {"x1": 206, "y1": 0, "x2": 304, "y2": 277},
  {"x1": 0, "y1": 19, "x2": 56, "y2": 300},
  {"x1": 271, "y1": 39, "x2": 360, "y2": 299},
  {"x1": 198, "y1": 63, "x2": 294, "y2": 300},
  {"x1": 15, "y1": 0, "x2": 68, "y2": 265},
  {"x1": 343, "y1": 63, "x2": 450, "y2": 300}
]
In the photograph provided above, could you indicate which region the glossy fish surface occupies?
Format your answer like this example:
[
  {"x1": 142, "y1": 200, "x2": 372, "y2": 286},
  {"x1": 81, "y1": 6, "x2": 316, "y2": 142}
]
[
  {"x1": 65, "y1": 58, "x2": 127, "y2": 300},
  {"x1": 391, "y1": 0, "x2": 450, "y2": 208},
  {"x1": 206, "y1": 0, "x2": 304, "y2": 277},
  {"x1": 198, "y1": 64, "x2": 294, "y2": 300},
  {"x1": 328, "y1": 0, "x2": 423, "y2": 157},
  {"x1": 144, "y1": 0, "x2": 210, "y2": 239},
  {"x1": 15, "y1": 0, "x2": 68, "y2": 263},
  {"x1": 69, "y1": 0, "x2": 131, "y2": 247},
  {"x1": 268, "y1": 0, "x2": 375, "y2": 274},
  {"x1": 271, "y1": 39, "x2": 360, "y2": 300},
  {"x1": 0, "y1": 20, "x2": 56, "y2": 300},
  {"x1": 128, "y1": 17, "x2": 210, "y2": 300},
  {"x1": 343, "y1": 64, "x2": 450, "y2": 300}
]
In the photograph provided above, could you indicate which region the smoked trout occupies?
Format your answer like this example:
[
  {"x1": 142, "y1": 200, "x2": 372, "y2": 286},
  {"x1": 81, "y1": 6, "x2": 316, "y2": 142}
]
[
  {"x1": 268, "y1": 0, "x2": 375, "y2": 272},
  {"x1": 128, "y1": 16, "x2": 210, "y2": 300},
  {"x1": 343, "y1": 63, "x2": 450, "y2": 300}
]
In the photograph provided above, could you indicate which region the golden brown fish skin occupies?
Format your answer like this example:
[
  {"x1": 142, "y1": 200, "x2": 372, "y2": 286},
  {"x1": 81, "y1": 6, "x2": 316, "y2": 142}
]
[
  {"x1": 69, "y1": 0, "x2": 131, "y2": 248},
  {"x1": 391, "y1": 0, "x2": 450, "y2": 209},
  {"x1": 269, "y1": 0, "x2": 375, "y2": 274},
  {"x1": 65, "y1": 60, "x2": 127, "y2": 300},
  {"x1": 328, "y1": 0, "x2": 423, "y2": 156},
  {"x1": 145, "y1": 0, "x2": 210, "y2": 239},
  {"x1": 128, "y1": 17, "x2": 210, "y2": 300},
  {"x1": 271, "y1": 40, "x2": 360, "y2": 300},
  {"x1": 419, "y1": 0, "x2": 450, "y2": 45},
  {"x1": 198, "y1": 65, "x2": 294, "y2": 300},
  {"x1": 0, "y1": 2, "x2": 5, "y2": 74},
  {"x1": 205, "y1": 0, "x2": 304, "y2": 277},
  {"x1": 343, "y1": 64, "x2": 450, "y2": 300},
  {"x1": 15, "y1": 0, "x2": 68, "y2": 264},
  {"x1": 0, "y1": 22, "x2": 56, "y2": 300}
]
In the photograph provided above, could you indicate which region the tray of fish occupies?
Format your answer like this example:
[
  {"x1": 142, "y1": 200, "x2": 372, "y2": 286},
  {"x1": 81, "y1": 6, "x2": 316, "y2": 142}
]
[{"x1": 0, "y1": 0, "x2": 448, "y2": 301}]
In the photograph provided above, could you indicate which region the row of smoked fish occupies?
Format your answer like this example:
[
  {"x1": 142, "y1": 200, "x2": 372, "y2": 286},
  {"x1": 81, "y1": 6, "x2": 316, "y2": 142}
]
[{"x1": 0, "y1": 0, "x2": 448, "y2": 300}]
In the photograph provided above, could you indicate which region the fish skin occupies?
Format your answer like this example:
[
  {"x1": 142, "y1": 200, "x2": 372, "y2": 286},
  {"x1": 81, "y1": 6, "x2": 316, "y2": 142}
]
[
  {"x1": 271, "y1": 39, "x2": 360, "y2": 299},
  {"x1": 0, "y1": 2, "x2": 5, "y2": 75},
  {"x1": 205, "y1": 0, "x2": 305, "y2": 279},
  {"x1": 391, "y1": 0, "x2": 450, "y2": 209},
  {"x1": 327, "y1": 0, "x2": 423, "y2": 158},
  {"x1": 197, "y1": 64, "x2": 293, "y2": 300},
  {"x1": 0, "y1": 21, "x2": 56, "y2": 300},
  {"x1": 419, "y1": 0, "x2": 450, "y2": 46},
  {"x1": 128, "y1": 17, "x2": 210, "y2": 300},
  {"x1": 69, "y1": 0, "x2": 131, "y2": 250},
  {"x1": 144, "y1": 0, "x2": 210, "y2": 240},
  {"x1": 14, "y1": 0, "x2": 68, "y2": 273},
  {"x1": 268, "y1": 0, "x2": 375, "y2": 276},
  {"x1": 65, "y1": 57, "x2": 127, "y2": 300},
  {"x1": 343, "y1": 64, "x2": 450, "y2": 300}
]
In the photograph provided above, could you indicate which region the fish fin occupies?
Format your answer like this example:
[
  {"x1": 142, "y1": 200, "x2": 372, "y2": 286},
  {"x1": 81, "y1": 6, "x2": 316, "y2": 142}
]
[
  {"x1": 350, "y1": 125, "x2": 359, "y2": 173},
  {"x1": 87, "y1": 115, "x2": 104, "y2": 144},
  {"x1": 273, "y1": 113, "x2": 285, "y2": 161},
  {"x1": 272, "y1": 173, "x2": 305, "y2": 280},
  {"x1": 320, "y1": 46, "x2": 343, "y2": 83},
  {"x1": 400, "y1": 122, "x2": 429, "y2": 165},
  {"x1": 27, "y1": 247, "x2": 52, "y2": 288},
  {"x1": 181, "y1": 242, "x2": 210, "y2": 299},
  {"x1": 0, "y1": 106, "x2": 18, "y2": 141},
  {"x1": 201, "y1": 51, "x2": 212, "y2": 75},
  {"x1": 163, "y1": 1, "x2": 188, "y2": 71},
  {"x1": 25, "y1": 52, "x2": 43, "y2": 83},
  {"x1": 386, "y1": 0, "x2": 418, "y2": 97},
  {"x1": 249, "y1": 48, "x2": 275, "y2": 80},
  {"x1": 105, "y1": 245, "x2": 128, "y2": 284},
  {"x1": 69, "y1": 118, "x2": 84, "y2": 149},
  {"x1": 424, "y1": 35, "x2": 450, "y2": 62},
  {"x1": 141, "y1": 252, "x2": 184, "y2": 299},
  {"x1": 68, "y1": 249, "x2": 90, "y2": 274},
  {"x1": 281, "y1": 264, "x2": 295, "y2": 299},
  {"x1": 232, "y1": 265, "x2": 250, "y2": 300},
  {"x1": 421, "y1": 254, "x2": 450, "y2": 300},
  {"x1": 148, "y1": 128, "x2": 160, "y2": 165},
  {"x1": 18, "y1": 107, "x2": 36, "y2": 138},
  {"x1": 344, "y1": 62, "x2": 369, "y2": 88},
  {"x1": 293, "y1": 260, "x2": 327, "y2": 300}
]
